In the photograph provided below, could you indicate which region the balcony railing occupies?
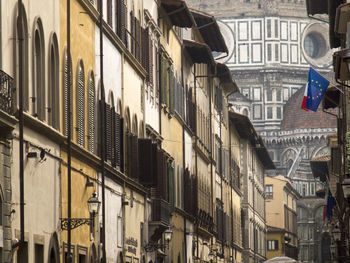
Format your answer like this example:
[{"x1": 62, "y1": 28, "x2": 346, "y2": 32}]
[
  {"x1": 0, "y1": 70, "x2": 14, "y2": 115},
  {"x1": 151, "y1": 198, "x2": 170, "y2": 224}
]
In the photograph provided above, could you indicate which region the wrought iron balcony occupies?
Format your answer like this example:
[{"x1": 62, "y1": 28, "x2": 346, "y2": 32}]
[{"x1": 0, "y1": 70, "x2": 14, "y2": 115}]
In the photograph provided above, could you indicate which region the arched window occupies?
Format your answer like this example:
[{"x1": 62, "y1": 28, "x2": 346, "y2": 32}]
[
  {"x1": 88, "y1": 71, "x2": 95, "y2": 153},
  {"x1": 32, "y1": 17, "x2": 45, "y2": 120},
  {"x1": 15, "y1": 3, "x2": 29, "y2": 112},
  {"x1": 76, "y1": 60, "x2": 85, "y2": 147},
  {"x1": 62, "y1": 48, "x2": 73, "y2": 136},
  {"x1": 48, "y1": 33, "x2": 60, "y2": 130}
]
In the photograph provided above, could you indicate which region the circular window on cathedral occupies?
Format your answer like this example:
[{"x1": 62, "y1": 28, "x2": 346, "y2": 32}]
[
  {"x1": 301, "y1": 22, "x2": 332, "y2": 68},
  {"x1": 303, "y1": 32, "x2": 327, "y2": 59}
]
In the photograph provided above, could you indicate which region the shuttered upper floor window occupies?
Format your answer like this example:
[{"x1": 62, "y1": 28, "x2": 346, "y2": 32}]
[
  {"x1": 32, "y1": 18, "x2": 45, "y2": 121},
  {"x1": 63, "y1": 49, "x2": 73, "y2": 137},
  {"x1": 88, "y1": 72, "x2": 96, "y2": 153},
  {"x1": 48, "y1": 33, "x2": 60, "y2": 130},
  {"x1": 76, "y1": 60, "x2": 85, "y2": 147}
]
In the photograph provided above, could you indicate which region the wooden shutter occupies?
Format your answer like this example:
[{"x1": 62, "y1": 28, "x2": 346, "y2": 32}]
[
  {"x1": 149, "y1": 36, "x2": 153, "y2": 85},
  {"x1": 138, "y1": 139, "x2": 155, "y2": 186},
  {"x1": 107, "y1": 0, "x2": 113, "y2": 27},
  {"x1": 120, "y1": 118, "x2": 124, "y2": 172},
  {"x1": 63, "y1": 55, "x2": 69, "y2": 136},
  {"x1": 126, "y1": 133, "x2": 132, "y2": 177},
  {"x1": 115, "y1": 113, "x2": 121, "y2": 168},
  {"x1": 63, "y1": 53, "x2": 73, "y2": 137},
  {"x1": 106, "y1": 104, "x2": 112, "y2": 161},
  {"x1": 130, "y1": 12, "x2": 134, "y2": 54},
  {"x1": 160, "y1": 55, "x2": 168, "y2": 105},
  {"x1": 141, "y1": 28, "x2": 149, "y2": 74},
  {"x1": 97, "y1": 100, "x2": 103, "y2": 157},
  {"x1": 131, "y1": 134, "x2": 139, "y2": 180},
  {"x1": 121, "y1": 1, "x2": 127, "y2": 46},
  {"x1": 77, "y1": 66, "x2": 85, "y2": 147},
  {"x1": 169, "y1": 67, "x2": 175, "y2": 113},
  {"x1": 111, "y1": 107, "x2": 116, "y2": 166},
  {"x1": 135, "y1": 19, "x2": 141, "y2": 61},
  {"x1": 88, "y1": 77, "x2": 95, "y2": 153}
]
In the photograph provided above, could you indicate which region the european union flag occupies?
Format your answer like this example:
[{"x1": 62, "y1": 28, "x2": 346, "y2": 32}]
[{"x1": 306, "y1": 68, "x2": 330, "y2": 112}]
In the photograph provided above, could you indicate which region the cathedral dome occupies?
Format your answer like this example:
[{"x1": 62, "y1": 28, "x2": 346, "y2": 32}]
[{"x1": 281, "y1": 87, "x2": 337, "y2": 131}]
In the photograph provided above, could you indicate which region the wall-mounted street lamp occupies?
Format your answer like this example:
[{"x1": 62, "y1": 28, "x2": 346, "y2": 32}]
[
  {"x1": 330, "y1": 243, "x2": 336, "y2": 258},
  {"x1": 332, "y1": 224, "x2": 342, "y2": 242},
  {"x1": 342, "y1": 178, "x2": 350, "y2": 199},
  {"x1": 208, "y1": 249, "x2": 215, "y2": 262},
  {"x1": 60, "y1": 192, "x2": 100, "y2": 230},
  {"x1": 144, "y1": 227, "x2": 173, "y2": 252}
]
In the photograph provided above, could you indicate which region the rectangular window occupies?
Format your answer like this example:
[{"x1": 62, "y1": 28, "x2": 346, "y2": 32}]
[
  {"x1": 275, "y1": 43, "x2": 279, "y2": 61},
  {"x1": 267, "y1": 44, "x2": 272, "y2": 61},
  {"x1": 242, "y1": 88, "x2": 250, "y2": 99},
  {"x1": 310, "y1": 183, "x2": 315, "y2": 196},
  {"x1": 253, "y1": 104, "x2": 262, "y2": 119},
  {"x1": 253, "y1": 88, "x2": 261, "y2": 101},
  {"x1": 266, "y1": 90, "x2": 272, "y2": 102},
  {"x1": 274, "y1": 20, "x2": 279, "y2": 38},
  {"x1": 117, "y1": 216, "x2": 123, "y2": 247},
  {"x1": 267, "y1": 107, "x2": 273, "y2": 119},
  {"x1": 276, "y1": 107, "x2": 282, "y2": 119},
  {"x1": 267, "y1": 240, "x2": 278, "y2": 250},
  {"x1": 283, "y1": 88, "x2": 289, "y2": 101},
  {"x1": 35, "y1": 244, "x2": 44, "y2": 263},
  {"x1": 276, "y1": 89, "x2": 282, "y2": 101},
  {"x1": 266, "y1": 185, "x2": 273, "y2": 199},
  {"x1": 267, "y1": 19, "x2": 271, "y2": 38}
]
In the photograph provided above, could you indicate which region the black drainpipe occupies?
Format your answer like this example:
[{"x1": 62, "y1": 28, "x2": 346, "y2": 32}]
[
  {"x1": 99, "y1": 0, "x2": 107, "y2": 261},
  {"x1": 67, "y1": 0, "x2": 72, "y2": 261},
  {"x1": 181, "y1": 44, "x2": 187, "y2": 263},
  {"x1": 18, "y1": 0, "x2": 25, "y2": 250}
]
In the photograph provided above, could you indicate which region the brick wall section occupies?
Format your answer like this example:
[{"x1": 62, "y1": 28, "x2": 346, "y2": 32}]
[
  {"x1": 0, "y1": 140, "x2": 12, "y2": 263},
  {"x1": 281, "y1": 87, "x2": 337, "y2": 131}
]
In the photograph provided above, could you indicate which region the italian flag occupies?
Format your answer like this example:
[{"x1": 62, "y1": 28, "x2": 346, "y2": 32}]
[{"x1": 301, "y1": 83, "x2": 308, "y2": 111}]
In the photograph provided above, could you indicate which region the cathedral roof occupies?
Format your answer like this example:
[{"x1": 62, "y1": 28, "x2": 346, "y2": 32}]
[{"x1": 281, "y1": 86, "x2": 337, "y2": 131}]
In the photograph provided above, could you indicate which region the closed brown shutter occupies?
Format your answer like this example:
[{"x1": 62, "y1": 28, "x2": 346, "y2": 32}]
[
  {"x1": 105, "y1": 104, "x2": 112, "y2": 161},
  {"x1": 115, "y1": 113, "x2": 121, "y2": 168},
  {"x1": 149, "y1": 37, "x2": 153, "y2": 86},
  {"x1": 97, "y1": 100, "x2": 103, "y2": 157},
  {"x1": 107, "y1": 0, "x2": 113, "y2": 26},
  {"x1": 131, "y1": 134, "x2": 139, "y2": 180},
  {"x1": 130, "y1": 12, "x2": 134, "y2": 54},
  {"x1": 141, "y1": 27, "x2": 149, "y2": 74},
  {"x1": 111, "y1": 107, "x2": 116, "y2": 166},
  {"x1": 135, "y1": 19, "x2": 141, "y2": 61},
  {"x1": 120, "y1": 118, "x2": 124, "y2": 172},
  {"x1": 63, "y1": 53, "x2": 73, "y2": 137},
  {"x1": 126, "y1": 133, "x2": 132, "y2": 177},
  {"x1": 169, "y1": 67, "x2": 175, "y2": 113},
  {"x1": 121, "y1": 1, "x2": 127, "y2": 46},
  {"x1": 138, "y1": 139, "x2": 155, "y2": 186}
]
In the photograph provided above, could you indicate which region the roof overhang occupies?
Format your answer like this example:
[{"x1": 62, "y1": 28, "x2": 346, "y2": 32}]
[
  {"x1": 216, "y1": 63, "x2": 238, "y2": 94},
  {"x1": 310, "y1": 155, "x2": 330, "y2": 183},
  {"x1": 160, "y1": 0, "x2": 195, "y2": 28},
  {"x1": 190, "y1": 8, "x2": 228, "y2": 53},
  {"x1": 323, "y1": 86, "x2": 341, "y2": 110},
  {"x1": 229, "y1": 111, "x2": 275, "y2": 170},
  {"x1": 183, "y1": 39, "x2": 215, "y2": 66},
  {"x1": 306, "y1": 0, "x2": 328, "y2": 16}
]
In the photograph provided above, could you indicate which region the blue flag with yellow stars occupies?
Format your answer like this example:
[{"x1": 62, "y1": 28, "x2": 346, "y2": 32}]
[{"x1": 306, "y1": 67, "x2": 330, "y2": 112}]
